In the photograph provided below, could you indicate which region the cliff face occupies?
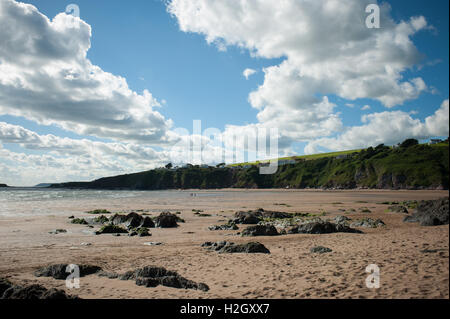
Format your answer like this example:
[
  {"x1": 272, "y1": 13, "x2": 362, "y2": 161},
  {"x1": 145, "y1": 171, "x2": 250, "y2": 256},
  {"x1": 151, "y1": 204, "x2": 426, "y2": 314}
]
[{"x1": 51, "y1": 143, "x2": 449, "y2": 191}]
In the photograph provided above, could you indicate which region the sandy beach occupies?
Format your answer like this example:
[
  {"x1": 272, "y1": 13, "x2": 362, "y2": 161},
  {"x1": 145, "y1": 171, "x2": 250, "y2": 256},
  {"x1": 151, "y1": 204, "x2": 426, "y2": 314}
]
[{"x1": 0, "y1": 189, "x2": 448, "y2": 299}]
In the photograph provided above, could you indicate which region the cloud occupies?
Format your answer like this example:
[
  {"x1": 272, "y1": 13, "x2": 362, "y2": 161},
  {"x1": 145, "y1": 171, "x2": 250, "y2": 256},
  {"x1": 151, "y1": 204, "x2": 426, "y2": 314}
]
[
  {"x1": 0, "y1": 0, "x2": 174, "y2": 144},
  {"x1": 0, "y1": 121, "x2": 173, "y2": 185},
  {"x1": 362, "y1": 105, "x2": 371, "y2": 110},
  {"x1": 243, "y1": 68, "x2": 257, "y2": 79},
  {"x1": 167, "y1": 0, "x2": 431, "y2": 150},
  {"x1": 304, "y1": 99, "x2": 449, "y2": 154}
]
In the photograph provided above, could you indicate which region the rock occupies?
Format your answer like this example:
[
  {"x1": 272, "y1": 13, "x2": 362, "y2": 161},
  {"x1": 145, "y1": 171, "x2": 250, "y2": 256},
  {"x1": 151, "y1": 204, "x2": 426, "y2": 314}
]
[
  {"x1": 202, "y1": 241, "x2": 271, "y2": 254},
  {"x1": 122, "y1": 266, "x2": 209, "y2": 291},
  {"x1": 141, "y1": 216, "x2": 155, "y2": 228},
  {"x1": 110, "y1": 213, "x2": 128, "y2": 225},
  {"x1": 388, "y1": 205, "x2": 409, "y2": 214},
  {"x1": 404, "y1": 198, "x2": 449, "y2": 226},
  {"x1": 221, "y1": 242, "x2": 270, "y2": 254},
  {"x1": 34, "y1": 264, "x2": 102, "y2": 280},
  {"x1": 351, "y1": 218, "x2": 385, "y2": 228},
  {"x1": 292, "y1": 220, "x2": 362, "y2": 234},
  {"x1": 154, "y1": 212, "x2": 179, "y2": 228},
  {"x1": 208, "y1": 221, "x2": 238, "y2": 231},
  {"x1": 233, "y1": 209, "x2": 293, "y2": 225},
  {"x1": 1, "y1": 283, "x2": 77, "y2": 299},
  {"x1": 0, "y1": 278, "x2": 12, "y2": 297},
  {"x1": 241, "y1": 225, "x2": 279, "y2": 237},
  {"x1": 128, "y1": 227, "x2": 151, "y2": 237},
  {"x1": 124, "y1": 212, "x2": 143, "y2": 228},
  {"x1": 91, "y1": 215, "x2": 110, "y2": 224},
  {"x1": 48, "y1": 229, "x2": 67, "y2": 234},
  {"x1": 95, "y1": 225, "x2": 128, "y2": 235},
  {"x1": 310, "y1": 246, "x2": 333, "y2": 254},
  {"x1": 233, "y1": 211, "x2": 262, "y2": 224},
  {"x1": 71, "y1": 218, "x2": 88, "y2": 225},
  {"x1": 68, "y1": 216, "x2": 74, "y2": 219}
]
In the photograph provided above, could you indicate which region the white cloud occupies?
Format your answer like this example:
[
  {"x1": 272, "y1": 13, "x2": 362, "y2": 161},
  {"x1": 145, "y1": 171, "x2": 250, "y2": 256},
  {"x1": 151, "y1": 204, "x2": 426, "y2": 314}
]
[
  {"x1": 304, "y1": 99, "x2": 449, "y2": 154},
  {"x1": 362, "y1": 105, "x2": 371, "y2": 110},
  {"x1": 167, "y1": 0, "x2": 431, "y2": 149},
  {"x1": 0, "y1": 0, "x2": 174, "y2": 144},
  {"x1": 243, "y1": 68, "x2": 257, "y2": 80}
]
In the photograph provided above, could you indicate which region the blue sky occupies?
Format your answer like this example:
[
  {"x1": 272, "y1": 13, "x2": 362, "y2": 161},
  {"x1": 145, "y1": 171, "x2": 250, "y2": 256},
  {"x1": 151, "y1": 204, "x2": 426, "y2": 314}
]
[
  {"x1": 6, "y1": 0, "x2": 449, "y2": 133},
  {"x1": 0, "y1": 0, "x2": 448, "y2": 185}
]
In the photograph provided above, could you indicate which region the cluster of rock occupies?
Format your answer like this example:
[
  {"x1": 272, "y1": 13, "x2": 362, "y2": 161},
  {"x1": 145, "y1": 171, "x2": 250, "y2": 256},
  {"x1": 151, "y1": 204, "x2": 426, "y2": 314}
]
[
  {"x1": 70, "y1": 211, "x2": 183, "y2": 236},
  {"x1": 0, "y1": 278, "x2": 77, "y2": 299},
  {"x1": 232, "y1": 208, "x2": 293, "y2": 224},
  {"x1": 99, "y1": 266, "x2": 209, "y2": 291},
  {"x1": 287, "y1": 219, "x2": 362, "y2": 234},
  {"x1": 241, "y1": 225, "x2": 279, "y2": 237},
  {"x1": 404, "y1": 197, "x2": 449, "y2": 226},
  {"x1": 202, "y1": 241, "x2": 270, "y2": 254}
]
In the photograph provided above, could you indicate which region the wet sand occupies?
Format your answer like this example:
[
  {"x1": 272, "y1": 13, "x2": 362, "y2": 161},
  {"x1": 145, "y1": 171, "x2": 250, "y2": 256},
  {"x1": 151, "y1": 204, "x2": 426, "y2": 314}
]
[{"x1": 0, "y1": 189, "x2": 448, "y2": 299}]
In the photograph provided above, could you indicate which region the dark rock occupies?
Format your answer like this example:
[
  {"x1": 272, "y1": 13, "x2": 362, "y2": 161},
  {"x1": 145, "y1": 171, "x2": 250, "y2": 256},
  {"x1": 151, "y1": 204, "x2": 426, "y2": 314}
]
[
  {"x1": 233, "y1": 209, "x2": 292, "y2": 225},
  {"x1": 221, "y1": 242, "x2": 270, "y2": 254},
  {"x1": 71, "y1": 218, "x2": 88, "y2": 225},
  {"x1": 96, "y1": 225, "x2": 128, "y2": 235},
  {"x1": 128, "y1": 227, "x2": 151, "y2": 237},
  {"x1": 293, "y1": 220, "x2": 362, "y2": 234},
  {"x1": 310, "y1": 246, "x2": 333, "y2": 254},
  {"x1": 154, "y1": 212, "x2": 179, "y2": 228},
  {"x1": 110, "y1": 213, "x2": 128, "y2": 225},
  {"x1": 136, "y1": 277, "x2": 160, "y2": 287},
  {"x1": 388, "y1": 205, "x2": 409, "y2": 214},
  {"x1": 1, "y1": 284, "x2": 76, "y2": 299},
  {"x1": 34, "y1": 264, "x2": 102, "y2": 280},
  {"x1": 404, "y1": 198, "x2": 449, "y2": 226},
  {"x1": 124, "y1": 212, "x2": 143, "y2": 228},
  {"x1": 241, "y1": 225, "x2": 279, "y2": 237},
  {"x1": 0, "y1": 278, "x2": 13, "y2": 297},
  {"x1": 233, "y1": 211, "x2": 262, "y2": 224},
  {"x1": 123, "y1": 266, "x2": 209, "y2": 291},
  {"x1": 141, "y1": 216, "x2": 155, "y2": 228}
]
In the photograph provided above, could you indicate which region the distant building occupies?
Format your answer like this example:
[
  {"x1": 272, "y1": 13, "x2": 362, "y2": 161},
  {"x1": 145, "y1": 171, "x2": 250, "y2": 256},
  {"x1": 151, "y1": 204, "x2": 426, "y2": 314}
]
[
  {"x1": 429, "y1": 139, "x2": 443, "y2": 145},
  {"x1": 278, "y1": 159, "x2": 296, "y2": 166}
]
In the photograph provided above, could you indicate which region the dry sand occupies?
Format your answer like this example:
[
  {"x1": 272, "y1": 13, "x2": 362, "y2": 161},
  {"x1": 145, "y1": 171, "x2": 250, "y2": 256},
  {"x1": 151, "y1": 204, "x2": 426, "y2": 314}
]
[{"x1": 0, "y1": 189, "x2": 448, "y2": 299}]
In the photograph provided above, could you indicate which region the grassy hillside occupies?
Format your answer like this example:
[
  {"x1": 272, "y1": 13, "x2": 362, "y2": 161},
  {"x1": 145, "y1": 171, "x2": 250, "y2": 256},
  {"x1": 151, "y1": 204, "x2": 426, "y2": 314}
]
[{"x1": 51, "y1": 141, "x2": 449, "y2": 190}]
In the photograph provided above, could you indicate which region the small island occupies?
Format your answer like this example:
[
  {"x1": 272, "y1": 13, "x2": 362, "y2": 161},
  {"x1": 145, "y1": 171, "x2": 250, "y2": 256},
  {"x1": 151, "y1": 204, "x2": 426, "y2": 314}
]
[{"x1": 0, "y1": 184, "x2": 8, "y2": 188}]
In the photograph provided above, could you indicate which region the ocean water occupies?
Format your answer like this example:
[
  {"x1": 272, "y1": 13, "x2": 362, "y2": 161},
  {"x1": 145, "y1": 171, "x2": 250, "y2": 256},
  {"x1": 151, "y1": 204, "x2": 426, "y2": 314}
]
[{"x1": 0, "y1": 188, "x2": 226, "y2": 217}]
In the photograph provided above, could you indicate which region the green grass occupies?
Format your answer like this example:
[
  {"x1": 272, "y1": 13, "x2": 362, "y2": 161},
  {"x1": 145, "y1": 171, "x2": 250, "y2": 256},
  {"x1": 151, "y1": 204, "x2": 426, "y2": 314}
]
[{"x1": 227, "y1": 149, "x2": 363, "y2": 167}]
